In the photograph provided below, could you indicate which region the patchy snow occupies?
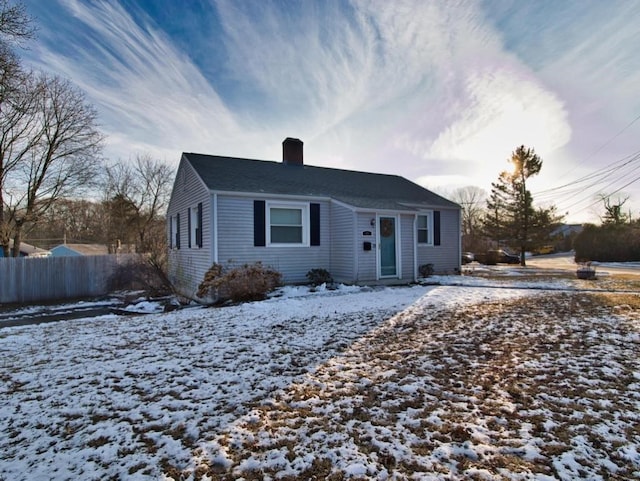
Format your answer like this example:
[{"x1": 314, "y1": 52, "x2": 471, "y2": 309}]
[
  {"x1": 120, "y1": 299, "x2": 166, "y2": 314},
  {"x1": 1, "y1": 274, "x2": 639, "y2": 480}
]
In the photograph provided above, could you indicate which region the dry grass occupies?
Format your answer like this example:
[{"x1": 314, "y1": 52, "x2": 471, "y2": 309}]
[
  {"x1": 202, "y1": 290, "x2": 640, "y2": 480},
  {"x1": 467, "y1": 267, "x2": 640, "y2": 293},
  {"x1": 3, "y1": 285, "x2": 639, "y2": 480}
]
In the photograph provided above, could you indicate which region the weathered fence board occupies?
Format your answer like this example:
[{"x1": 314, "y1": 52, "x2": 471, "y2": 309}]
[{"x1": 0, "y1": 255, "x2": 139, "y2": 304}]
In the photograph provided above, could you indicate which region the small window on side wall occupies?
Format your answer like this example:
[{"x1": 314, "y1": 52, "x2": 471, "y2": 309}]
[
  {"x1": 170, "y1": 214, "x2": 180, "y2": 249},
  {"x1": 188, "y1": 203, "x2": 203, "y2": 248},
  {"x1": 417, "y1": 212, "x2": 433, "y2": 245}
]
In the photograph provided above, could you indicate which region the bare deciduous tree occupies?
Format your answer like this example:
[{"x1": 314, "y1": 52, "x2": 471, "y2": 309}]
[
  {"x1": 103, "y1": 154, "x2": 174, "y2": 291},
  {"x1": 450, "y1": 185, "x2": 486, "y2": 251},
  {"x1": 24, "y1": 198, "x2": 105, "y2": 246},
  {"x1": 103, "y1": 154, "x2": 174, "y2": 253},
  {"x1": 0, "y1": 0, "x2": 33, "y2": 43},
  {"x1": 0, "y1": 0, "x2": 35, "y2": 256},
  {"x1": 0, "y1": 71, "x2": 39, "y2": 255},
  {"x1": 2, "y1": 74, "x2": 103, "y2": 256},
  {"x1": 0, "y1": 0, "x2": 34, "y2": 113},
  {"x1": 599, "y1": 194, "x2": 630, "y2": 225}
]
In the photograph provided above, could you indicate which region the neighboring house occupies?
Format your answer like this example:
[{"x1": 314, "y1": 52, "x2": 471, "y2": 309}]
[
  {"x1": 167, "y1": 138, "x2": 461, "y2": 298},
  {"x1": 552, "y1": 224, "x2": 584, "y2": 238},
  {"x1": 0, "y1": 240, "x2": 51, "y2": 258},
  {"x1": 50, "y1": 243, "x2": 109, "y2": 257}
]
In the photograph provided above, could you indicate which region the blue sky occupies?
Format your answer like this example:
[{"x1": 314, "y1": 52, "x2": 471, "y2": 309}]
[{"x1": 21, "y1": 0, "x2": 640, "y2": 223}]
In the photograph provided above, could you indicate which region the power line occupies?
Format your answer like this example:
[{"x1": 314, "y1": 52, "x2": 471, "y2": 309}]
[
  {"x1": 534, "y1": 149, "x2": 640, "y2": 197},
  {"x1": 530, "y1": 146, "x2": 640, "y2": 216},
  {"x1": 564, "y1": 171, "x2": 640, "y2": 218},
  {"x1": 548, "y1": 112, "x2": 640, "y2": 182},
  {"x1": 530, "y1": 113, "x2": 640, "y2": 219}
]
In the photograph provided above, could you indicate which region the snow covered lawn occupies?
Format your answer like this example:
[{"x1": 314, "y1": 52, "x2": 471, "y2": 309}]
[{"x1": 1, "y1": 279, "x2": 639, "y2": 480}]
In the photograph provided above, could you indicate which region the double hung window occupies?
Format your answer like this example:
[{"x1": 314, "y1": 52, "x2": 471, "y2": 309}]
[
  {"x1": 170, "y1": 214, "x2": 180, "y2": 249},
  {"x1": 188, "y1": 203, "x2": 203, "y2": 248},
  {"x1": 267, "y1": 203, "x2": 308, "y2": 246},
  {"x1": 417, "y1": 212, "x2": 433, "y2": 245}
]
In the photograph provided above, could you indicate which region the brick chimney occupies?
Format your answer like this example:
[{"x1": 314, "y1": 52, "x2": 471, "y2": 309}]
[{"x1": 282, "y1": 137, "x2": 303, "y2": 166}]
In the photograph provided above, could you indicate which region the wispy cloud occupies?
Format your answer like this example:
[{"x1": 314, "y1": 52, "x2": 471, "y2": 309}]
[
  {"x1": 212, "y1": 0, "x2": 573, "y2": 178},
  {"x1": 425, "y1": 69, "x2": 571, "y2": 161},
  {"x1": 21, "y1": 0, "x2": 640, "y2": 221},
  {"x1": 28, "y1": 0, "x2": 244, "y2": 161},
  {"x1": 24, "y1": 0, "x2": 573, "y2": 171}
]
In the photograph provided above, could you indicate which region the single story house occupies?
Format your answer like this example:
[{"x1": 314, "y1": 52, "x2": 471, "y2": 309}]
[
  {"x1": 0, "y1": 240, "x2": 51, "y2": 258},
  {"x1": 167, "y1": 138, "x2": 461, "y2": 299},
  {"x1": 50, "y1": 243, "x2": 109, "y2": 257}
]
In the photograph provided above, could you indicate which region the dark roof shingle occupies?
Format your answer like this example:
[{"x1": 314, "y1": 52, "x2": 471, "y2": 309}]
[{"x1": 184, "y1": 153, "x2": 459, "y2": 211}]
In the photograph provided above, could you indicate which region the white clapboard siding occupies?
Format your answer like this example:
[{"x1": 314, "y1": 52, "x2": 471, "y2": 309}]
[
  {"x1": 355, "y1": 212, "x2": 377, "y2": 282},
  {"x1": 400, "y1": 214, "x2": 416, "y2": 280},
  {"x1": 329, "y1": 202, "x2": 356, "y2": 283},
  {"x1": 166, "y1": 159, "x2": 214, "y2": 297},
  {"x1": 416, "y1": 208, "x2": 461, "y2": 274},
  {"x1": 216, "y1": 195, "x2": 331, "y2": 284}
]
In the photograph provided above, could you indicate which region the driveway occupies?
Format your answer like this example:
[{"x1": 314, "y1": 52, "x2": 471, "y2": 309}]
[{"x1": 526, "y1": 252, "x2": 640, "y2": 277}]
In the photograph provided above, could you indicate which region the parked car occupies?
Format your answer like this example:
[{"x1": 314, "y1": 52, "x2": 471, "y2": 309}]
[
  {"x1": 532, "y1": 245, "x2": 555, "y2": 255},
  {"x1": 461, "y1": 252, "x2": 475, "y2": 264},
  {"x1": 475, "y1": 249, "x2": 520, "y2": 265},
  {"x1": 491, "y1": 249, "x2": 520, "y2": 264}
]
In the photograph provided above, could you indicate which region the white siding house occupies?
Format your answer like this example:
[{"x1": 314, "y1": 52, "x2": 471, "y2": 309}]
[{"x1": 167, "y1": 138, "x2": 461, "y2": 299}]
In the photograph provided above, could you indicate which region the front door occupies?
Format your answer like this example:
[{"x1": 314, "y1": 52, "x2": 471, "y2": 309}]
[{"x1": 379, "y1": 216, "x2": 397, "y2": 277}]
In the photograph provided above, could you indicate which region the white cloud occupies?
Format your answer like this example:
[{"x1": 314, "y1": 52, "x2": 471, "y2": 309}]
[
  {"x1": 27, "y1": 0, "x2": 573, "y2": 174},
  {"x1": 414, "y1": 174, "x2": 482, "y2": 194},
  {"x1": 21, "y1": 0, "x2": 640, "y2": 223},
  {"x1": 426, "y1": 68, "x2": 571, "y2": 163},
  {"x1": 29, "y1": 0, "x2": 247, "y2": 164}
]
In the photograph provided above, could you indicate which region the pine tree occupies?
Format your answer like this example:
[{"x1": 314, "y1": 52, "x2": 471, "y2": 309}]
[{"x1": 484, "y1": 146, "x2": 561, "y2": 266}]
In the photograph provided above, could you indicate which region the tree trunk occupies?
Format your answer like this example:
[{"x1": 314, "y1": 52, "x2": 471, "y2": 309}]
[
  {"x1": 11, "y1": 224, "x2": 22, "y2": 257},
  {"x1": 0, "y1": 176, "x2": 8, "y2": 256}
]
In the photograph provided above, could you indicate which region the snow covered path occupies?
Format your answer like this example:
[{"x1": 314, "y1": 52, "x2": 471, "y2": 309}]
[{"x1": 1, "y1": 281, "x2": 639, "y2": 480}]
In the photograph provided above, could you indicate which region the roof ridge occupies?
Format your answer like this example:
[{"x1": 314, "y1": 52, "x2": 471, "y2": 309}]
[
  {"x1": 182, "y1": 152, "x2": 406, "y2": 179},
  {"x1": 182, "y1": 152, "x2": 460, "y2": 210}
]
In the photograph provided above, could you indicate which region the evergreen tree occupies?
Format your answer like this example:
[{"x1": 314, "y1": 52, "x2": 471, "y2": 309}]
[{"x1": 484, "y1": 146, "x2": 561, "y2": 266}]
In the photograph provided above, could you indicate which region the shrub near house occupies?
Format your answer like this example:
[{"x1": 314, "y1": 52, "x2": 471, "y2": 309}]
[
  {"x1": 197, "y1": 262, "x2": 282, "y2": 303},
  {"x1": 306, "y1": 268, "x2": 333, "y2": 286}
]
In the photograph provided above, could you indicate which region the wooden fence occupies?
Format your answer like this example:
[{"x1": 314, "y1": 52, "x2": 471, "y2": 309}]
[{"x1": 0, "y1": 254, "x2": 139, "y2": 305}]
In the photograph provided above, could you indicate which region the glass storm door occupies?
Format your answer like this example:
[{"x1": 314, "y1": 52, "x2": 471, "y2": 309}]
[{"x1": 379, "y1": 216, "x2": 397, "y2": 277}]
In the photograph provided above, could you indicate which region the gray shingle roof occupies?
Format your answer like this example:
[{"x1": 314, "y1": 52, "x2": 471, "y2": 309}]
[{"x1": 184, "y1": 153, "x2": 459, "y2": 211}]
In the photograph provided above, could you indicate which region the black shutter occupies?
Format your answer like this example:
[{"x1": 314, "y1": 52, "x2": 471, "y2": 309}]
[
  {"x1": 176, "y1": 213, "x2": 181, "y2": 249},
  {"x1": 197, "y1": 202, "x2": 203, "y2": 248},
  {"x1": 187, "y1": 207, "x2": 192, "y2": 248},
  {"x1": 254, "y1": 200, "x2": 266, "y2": 246},
  {"x1": 168, "y1": 217, "x2": 173, "y2": 249},
  {"x1": 310, "y1": 203, "x2": 320, "y2": 246},
  {"x1": 434, "y1": 210, "x2": 441, "y2": 246}
]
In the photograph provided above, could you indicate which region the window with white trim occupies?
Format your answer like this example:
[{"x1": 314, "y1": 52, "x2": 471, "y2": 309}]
[
  {"x1": 188, "y1": 205, "x2": 201, "y2": 248},
  {"x1": 417, "y1": 212, "x2": 433, "y2": 245},
  {"x1": 170, "y1": 214, "x2": 180, "y2": 249},
  {"x1": 267, "y1": 202, "x2": 309, "y2": 246}
]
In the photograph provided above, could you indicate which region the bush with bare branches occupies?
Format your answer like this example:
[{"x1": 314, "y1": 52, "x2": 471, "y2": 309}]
[{"x1": 197, "y1": 262, "x2": 282, "y2": 303}]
